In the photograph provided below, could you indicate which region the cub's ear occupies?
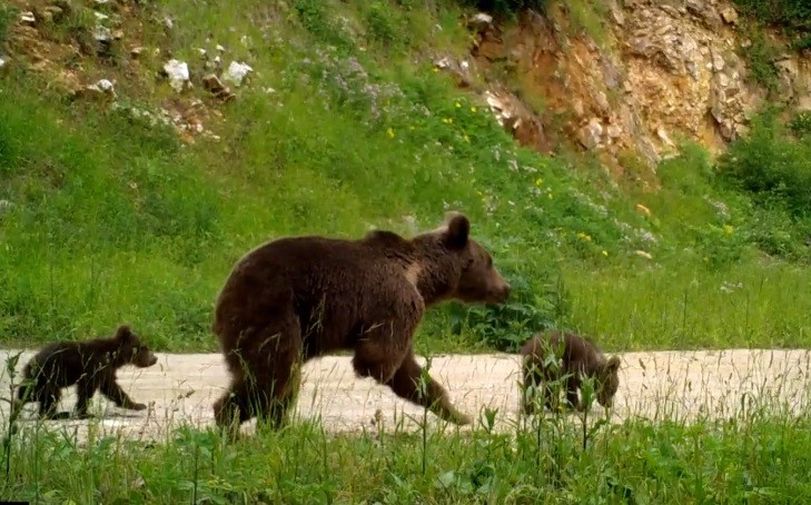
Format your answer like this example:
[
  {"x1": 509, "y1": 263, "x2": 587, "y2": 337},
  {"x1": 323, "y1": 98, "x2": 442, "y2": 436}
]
[
  {"x1": 443, "y1": 212, "x2": 470, "y2": 249},
  {"x1": 606, "y1": 355, "x2": 621, "y2": 373},
  {"x1": 115, "y1": 325, "x2": 134, "y2": 342}
]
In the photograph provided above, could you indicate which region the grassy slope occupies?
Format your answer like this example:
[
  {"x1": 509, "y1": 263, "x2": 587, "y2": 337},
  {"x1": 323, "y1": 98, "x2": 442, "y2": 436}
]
[{"x1": 0, "y1": 0, "x2": 809, "y2": 356}]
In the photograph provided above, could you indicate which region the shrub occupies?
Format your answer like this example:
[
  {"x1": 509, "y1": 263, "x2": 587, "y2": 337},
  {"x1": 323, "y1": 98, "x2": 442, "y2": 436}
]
[{"x1": 717, "y1": 111, "x2": 811, "y2": 217}]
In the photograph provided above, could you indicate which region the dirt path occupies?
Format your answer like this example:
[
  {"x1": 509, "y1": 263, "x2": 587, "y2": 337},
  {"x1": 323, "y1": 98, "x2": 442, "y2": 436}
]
[{"x1": 1, "y1": 349, "x2": 809, "y2": 441}]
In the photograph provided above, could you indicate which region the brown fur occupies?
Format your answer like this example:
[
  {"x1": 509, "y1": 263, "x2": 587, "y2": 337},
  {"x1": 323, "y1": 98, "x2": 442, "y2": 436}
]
[
  {"x1": 14, "y1": 325, "x2": 158, "y2": 419},
  {"x1": 212, "y1": 213, "x2": 511, "y2": 431},
  {"x1": 520, "y1": 331, "x2": 620, "y2": 413}
]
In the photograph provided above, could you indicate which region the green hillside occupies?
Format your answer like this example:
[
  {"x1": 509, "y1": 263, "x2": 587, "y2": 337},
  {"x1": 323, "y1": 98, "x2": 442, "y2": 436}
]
[{"x1": 1, "y1": 0, "x2": 810, "y2": 353}]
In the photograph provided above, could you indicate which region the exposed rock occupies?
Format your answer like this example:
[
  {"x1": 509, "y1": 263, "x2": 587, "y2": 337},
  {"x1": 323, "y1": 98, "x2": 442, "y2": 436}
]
[
  {"x1": 73, "y1": 78, "x2": 117, "y2": 100},
  {"x1": 484, "y1": 90, "x2": 549, "y2": 152},
  {"x1": 93, "y1": 25, "x2": 112, "y2": 43},
  {"x1": 434, "y1": 56, "x2": 474, "y2": 88},
  {"x1": 20, "y1": 11, "x2": 37, "y2": 26},
  {"x1": 0, "y1": 200, "x2": 15, "y2": 216},
  {"x1": 130, "y1": 46, "x2": 144, "y2": 59},
  {"x1": 0, "y1": 57, "x2": 6, "y2": 71},
  {"x1": 162, "y1": 59, "x2": 190, "y2": 92},
  {"x1": 467, "y1": 13, "x2": 493, "y2": 34},
  {"x1": 720, "y1": 6, "x2": 739, "y2": 25},
  {"x1": 39, "y1": 6, "x2": 65, "y2": 24},
  {"x1": 222, "y1": 61, "x2": 252, "y2": 87},
  {"x1": 579, "y1": 118, "x2": 604, "y2": 150},
  {"x1": 202, "y1": 74, "x2": 235, "y2": 101}
]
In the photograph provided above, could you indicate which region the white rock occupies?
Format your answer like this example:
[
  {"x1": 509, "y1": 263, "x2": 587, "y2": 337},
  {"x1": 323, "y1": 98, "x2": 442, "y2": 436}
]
[
  {"x1": 0, "y1": 57, "x2": 6, "y2": 69},
  {"x1": 20, "y1": 11, "x2": 36, "y2": 26},
  {"x1": 163, "y1": 16, "x2": 174, "y2": 30},
  {"x1": 197, "y1": 48, "x2": 207, "y2": 58},
  {"x1": 94, "y1": 0, "x2": 110, "y2": 4},
  {"x1": 163, "y1": 59, "x2": 190, "y2": 92},
  {"x1": 223, "y1": 61, "x2": 253, "y2": 87},
  {"x1": 94, "y1": 12, "x2": 109, "y2": 22},
  {"x1": 95, "y1": 79, "x2": 115, "y2": 93},
  {"x1": 216, "y1": 44, "x2": 226, "y2": 53},
  {"x1": 720, "y1": 7, "x2": 738, "y2": 25},
  {"x1": 93, "y1": 25, "x2": 112, "y2": 42}
]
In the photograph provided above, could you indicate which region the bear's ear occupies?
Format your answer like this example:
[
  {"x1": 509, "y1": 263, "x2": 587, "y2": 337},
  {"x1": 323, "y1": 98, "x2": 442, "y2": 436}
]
[
  {"x1": 443, "y1": 212, "x2": 470, "y2": 249},
  {"x1": 115, "y1": 325, "x2": 134, "y2": 342},
  {"x1": 606, "y1": 355, "x2": 621, "y2": 373}
]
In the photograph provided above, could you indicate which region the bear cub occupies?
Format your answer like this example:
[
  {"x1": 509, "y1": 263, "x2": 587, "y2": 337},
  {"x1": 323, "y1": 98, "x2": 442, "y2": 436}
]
[
  {"x1": 15, "y1": 325, "x2": 158, "y2": 419},
  {"x1": 520, "y1": 331, "x2": 620, "y2": 414}
]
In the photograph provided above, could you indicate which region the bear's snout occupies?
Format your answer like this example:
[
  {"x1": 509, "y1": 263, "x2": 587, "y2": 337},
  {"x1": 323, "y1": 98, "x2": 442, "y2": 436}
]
[{"x1": 496, "y1": 282, "x2": 511, "y2": 302}]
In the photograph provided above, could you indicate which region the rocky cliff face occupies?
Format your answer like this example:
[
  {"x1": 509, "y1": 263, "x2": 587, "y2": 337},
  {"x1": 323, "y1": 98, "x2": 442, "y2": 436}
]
[{"x1": 447, "y1": 0, "x2": 811, "y2": 175}]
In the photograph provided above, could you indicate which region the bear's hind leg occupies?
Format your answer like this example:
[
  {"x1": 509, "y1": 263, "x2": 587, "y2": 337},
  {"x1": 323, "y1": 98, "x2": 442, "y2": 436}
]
[{"x1": 215, "y1": 313, "x2": 302, "y2": 432}]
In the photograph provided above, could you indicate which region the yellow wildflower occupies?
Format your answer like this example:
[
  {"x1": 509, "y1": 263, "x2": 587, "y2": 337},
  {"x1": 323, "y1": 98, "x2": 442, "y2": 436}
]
[{"x1": 386, "y1": 128, "x2": 395, "y2": 139}]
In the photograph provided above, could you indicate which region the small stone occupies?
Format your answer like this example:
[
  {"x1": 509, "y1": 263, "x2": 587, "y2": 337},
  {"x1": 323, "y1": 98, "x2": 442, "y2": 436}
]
[
  {"x1": 40, "y1": 6, "x2": 65, "y2": 24},
  {"x1": 434, "y1": 56, "x2": 451, "y2": 69},
  {"x1": 73, "y1": 78, "x2": 116, "y2": 100},
  {"x1": 94, "y1": 11, "x2": 109, "y2": 22},
  {"x1": 20, "y1": 11, "x2": 36, "y2": 26},
  {"x1": 94, "y1": 25, "x2": 113, "y2": 42},
  {"x1": 197, "y1": 48, "x2": 207, "y2": 58},
  {"x1": 0, "y1": 57, "x2": 6, "y2": 70},
  {"x1": 216, "y1": 44, "x2": 226, "y2": 53},
  {"x1": 634, "y1": 250, "x2": 653, "y2": 260},
  {"x1": 712, "y1": 52, "x2": 725, "y2": 72},
  {"x1": 130, "y1": 46, "x2": 144, "y2": 58},
  {"x1": 579, "y1": 118, "x2": 604, "y2": 150},
  {"x1": 222, "y1": 61, "x2": 253, "y2": 87},
  {"x1": 112, "y1": 29, "x2": 124, "y2": 40},
  {"x1": 163, "y1": 59, "x2": 190, "y2": 92},
  {"x1": 467, "y1": 12, "x2": 493, "y2": 33},
  {"x1": 720, "y1": 7, "x2": 738, "y2": 25},
  {"x1": 635, "y1": 203, "x2": 651, "y2": 217}
]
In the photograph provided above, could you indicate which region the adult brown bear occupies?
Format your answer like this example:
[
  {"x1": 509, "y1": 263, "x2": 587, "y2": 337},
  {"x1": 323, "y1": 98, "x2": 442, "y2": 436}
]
[{"x1": 212, "y1": 213, "x2": 510, "y2": 431}]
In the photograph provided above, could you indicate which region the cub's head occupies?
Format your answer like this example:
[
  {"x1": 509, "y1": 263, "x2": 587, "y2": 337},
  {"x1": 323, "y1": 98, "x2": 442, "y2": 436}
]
[
  {"x1": 597, "y1": 355, "x2": 621, "y2": 408},
  {"x1": 434, "y1": 212, "x2": 511, "y2": 305},
  {"x1": 114, "y1": 325, "x2": 159, "y2": 368}
]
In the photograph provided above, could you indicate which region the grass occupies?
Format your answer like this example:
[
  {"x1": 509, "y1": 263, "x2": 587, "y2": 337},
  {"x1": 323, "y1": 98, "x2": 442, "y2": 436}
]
[{"x1": 0, "y1": 362, "x2": 809, "y2": 504}]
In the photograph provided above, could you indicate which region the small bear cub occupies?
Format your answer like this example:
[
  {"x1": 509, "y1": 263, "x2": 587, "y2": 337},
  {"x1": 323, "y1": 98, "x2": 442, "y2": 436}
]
[
  {"x1": 520, "y1": 330, "x2": 620, "y2": 414},
  {"x1": 15, "y1": 325, "x2": 158, "y2": 419}
]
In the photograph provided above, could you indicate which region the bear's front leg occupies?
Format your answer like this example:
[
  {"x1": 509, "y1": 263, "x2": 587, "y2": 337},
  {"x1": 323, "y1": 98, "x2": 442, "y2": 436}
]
[
  {"x1": 385, "y1": 352, "x2": 472, "y2": 425},
  {"x1": 100, "y1": 373, "x2": 146, "y2": 411}
]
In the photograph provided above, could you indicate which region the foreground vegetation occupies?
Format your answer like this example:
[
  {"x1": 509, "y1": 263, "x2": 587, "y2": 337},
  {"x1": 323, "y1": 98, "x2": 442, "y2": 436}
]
[{"x1": 1, "y1": 408, "x2": 809, "y2": 503}]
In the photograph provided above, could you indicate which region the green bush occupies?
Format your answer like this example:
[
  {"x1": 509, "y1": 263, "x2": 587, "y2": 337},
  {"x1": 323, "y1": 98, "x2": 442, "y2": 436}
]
[
  {"x1": 0, "y1": 4, "x2": 16, "y2": 44},
  {"x1": 733, "y1": 0, "x2": 811, "y2": 33},
  {"x1": 447, "y1": 265, "x2": 569, "y2": 352},
  {"x1": 718, "y1": 111, "x2": 811, "y2": 218}
]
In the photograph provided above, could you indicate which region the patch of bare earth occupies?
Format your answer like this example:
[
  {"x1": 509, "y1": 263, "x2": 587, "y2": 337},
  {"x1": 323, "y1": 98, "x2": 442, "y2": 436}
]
[{"x1": 0, "y1": 348, "x2": 809, "y2": 442}]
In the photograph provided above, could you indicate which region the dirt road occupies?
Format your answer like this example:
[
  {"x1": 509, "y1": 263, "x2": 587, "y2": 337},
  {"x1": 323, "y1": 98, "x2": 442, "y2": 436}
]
[{"x1": 1, "y1": 349, "x2": 809, "y2": 440}]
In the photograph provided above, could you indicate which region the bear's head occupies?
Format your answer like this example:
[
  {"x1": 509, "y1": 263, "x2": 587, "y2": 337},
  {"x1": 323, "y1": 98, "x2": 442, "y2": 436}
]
[
  {"x1": 596, "y1": 355, "x2": 621, "y2": 408},
  {"x1": 434, "y1": 212, "x2": 511, "y2": 305},
  {"x1": 114, "y1": 325, "x2": 159, "y2": 368}
]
